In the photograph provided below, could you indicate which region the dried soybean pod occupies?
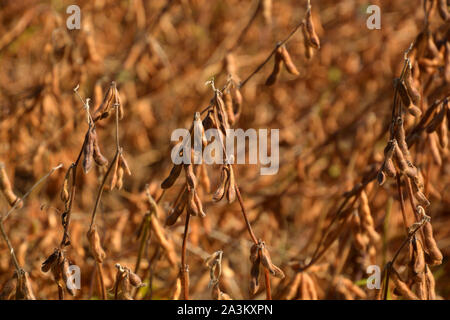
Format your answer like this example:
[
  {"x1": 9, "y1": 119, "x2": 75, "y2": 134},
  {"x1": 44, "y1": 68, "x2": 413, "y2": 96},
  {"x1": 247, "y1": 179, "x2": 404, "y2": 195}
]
[
  {"x1": 412, "y1": 238, "x2": 425, "y2": 278},
  {"x1": 61, "y1": 257, "x2": 76, "y2": 296},
  {"x1": 425, "y1": 266, "x2": 436, "y2": 300},
  {"x1": 82, "y1": 127, "x2": 95, "y2": 174},
  {"x1": 161, "y1": 164, "x2": 182, "y2": 189},
  {"x1": 395, "y1": 78, "x2": 413, "y2": 109},
  {"x1": 286, "y1": 273, "x2": 302, "y2": 299},
  {"x1": 249, "y1": 255, "x2": 261, "y2": 295},
  {"x1": 0, "y1": 163, "x2": 22, "y2": 208},
  {"x1": 390, "y1": 268, "x2": 419, "y2": 300},
  {"x1": 187, "y1": 188, "x2": 199, "y2": 216},
  {"x1": 230, "y1": 86, "x2": 242, "y2": 120},
  {"x1": 404, "y1": 61, "x2": 421, "y2": 106},
  {"x1": 92, "y1": 131, "x2": 108, "y2": 167},
  {"x1": 87, "y1": 225, "x2": 106, "y2": 263},
  {"x1": 280, "y1": 45, "x2": 300, "y2": 76},
  {"x1": 41, "y1": 249, "x2": 60, "y2": 273},
  {"x1": 437, "y1": 111, "x2": 448, "y2": 149},
  {"x1": 166, "y1": 193, "x2": 187, "y2": 226},
  {"x1": 437, "y1": 0, "x2": 449, "y2": 21},
  {"x1": 202, "y1": 109, "x2": 217, "y2": 131},
  {"x1": 383, "y1": 159, "x2": 396, "y2": 178},
  {"x1": 184, "y1": 164, "x2": 197, "y2": 190},
  {"x1": 116, "y1": 167, "x2": 124, "y2": 190},
  {"x1": 115, "y1": 86, "x2": 124, "y2": 120},
  {"x1": 414, "y1": 190, "x2": 430, "y2": 207},
  {"x1": 265, "y1": 48, "x2": 283, "y2": 86},
  {"x1": 303, "y1": 273, "x2": 318, "y2": 300},
  {"x1": 193, "y1": 191, "x2": 206, "y2": 217},
  {"x1": 377, "y1": 170, "x2": 386, "y2": 186},
  {"x1": 445, "y1": 42, "x2": 450, "y2": 83},
  {"x1": 226, "y1": 165, "x2": 236, "y2": 203},
  {"x1": 119, "y1": 153, "x2": 132, "y2": 176},
  {"x1": 302, "y1": 23, "x2": 313, "y2": 60},
  {"x1": 94, "y1": 82, "x2": 114, "y2": 119},
  {"x1": 110, "y1": 154, "x2": 120, "y2": 190},
  {"x1": 260, "y1": 242, "x2": 285, "y2": 279},
  {"x1": 223, "y1": 90, "x2": 235, "y2": 125},
  {"x1": 305, "y1": 0, "x2": 320, "y2": 49},
  {"x1": 250, "y1": 243, "x2": 259, "y2": 264},
  {"x1": 426, "y1": 102, "x2": 446, "y2": 133},
  {"x1": 262, "y1": 0, "x2": 272, "y2": 25},
  {"x1": 423, "y1": 221, "x2": 443, "y2": 266},
  {"x1": 213, "y1": 166, "x2": 229, "y2": 202},
  {"x1": 428, "y1": 133, "x2": 442, "y2": 166},
  {"x1": 129, "y1": 271, "x2": 144, "y2": 288},
  {"x1": 199, "y1": 163, "x2": 210, "y2": 193}
]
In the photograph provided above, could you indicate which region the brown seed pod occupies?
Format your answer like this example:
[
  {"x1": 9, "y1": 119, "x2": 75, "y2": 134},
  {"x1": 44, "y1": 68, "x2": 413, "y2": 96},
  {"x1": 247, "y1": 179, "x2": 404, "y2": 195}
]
[
  {"x1": 0, "y1": 276, "x2": 16, "y2": 300},
  {"x1": 187, "y1": 188, "x2": 199, "y2": 216},
  {"x1": 230, "y1": 86, "x2": 242, "y2": 121},
  {"x1": 390, "y1": 268, "x2": 419, "y2": 300},
  {"x1": 15, "y1": 271, "x2": 36, "y2": 300},
  {"x1": 223, "y1": 90, "x2": 235, "y2": 125},
  {"x1": 437, "y1": 0, "x2": 449, "y2": 21},
  {"x1": 110, "y1": 154, "x2": 120, "y2": 190},
  {"x1": 395, "y1": 78, "x2": 413, "y2": 110},
  {"x1": 116, "y1": 167, "x2": 124, "y2": 190},
  {"x1": 161, "y1": 164, "x2": 183, "y2": 189},
  {"x1": 407, "y1": 105, "x2": 422, "y2": 117},
  {"x1": 60, "y1": 167, "x2": 71, "y2": 203},
  {"x1": 166, "y1": 189, "x2": 188, "y2": 226},
  {"x1": 193, "y1": 191, "x2": 206, "y2": 217},
  {"x1": 394, "y1": 118, "x2": 412, "y2": 162},
  {"x1": 41, "y1": 248, "x2": 60, "y2": 273},
  {"x1": 280, "y1": 45, "x2": 300, "y2": 76},
  {"x1": 383, "y1": 159, "x2": 397, "y2": 178},
  {"x1": 404, "y1": 61, "x2": 421, "y2": 106},
  {"x1": 214, "y1": 93, "x2": 230, "y2": 133},
  {"x1": 428, "y1": 133, "x2": 442, "y2": 166},
  {"x1": 249, "y1": 255, "x2": 261, "y2": 295},
  {"x1": 0, "y1": 163, "x2": 22, "y2": 208},
  {"x1": 202, "y1": 109, "x2": 217, "y2": 131},
  {"x1": 414, "y1": 190, "x2": 430, "y2": 207},
  {"x1": 114, "y1": 86, "x2": 124, "y2": 120},
  {"x1": 422, "y1": 220, "x2": 443, "y2": 266},
  {"x1": 226, "y1": 165, "x2": 236, "y2": 203},
  {"x1": 129, "y1": 270, "x2": 144, "y2": 288},
  {"x1": 426, "y1": 102, "x2": 446, "y2": 133},
  {"x1": 94, "y1": 82, "x2": 114, "y2": 120},
  {"x1": 301, "y1": 23, "x2": 314, "y2": 60},
  {"x1": 262, "y1": 0, "x2": 272, "y2": 25},
  {"x1": 87, "y1": 225, "x2": 106, "y2": 263},
  {"x1": 61, "y1": 257, "x2": 76, "y2": 296},
  {"x1": 82, "y1": 127, "x2": 95, "y2": 174},
  {"x1": 120, "y1": 275, "x2": 133, "y2": 300},
  {"x1": 259, "y1": 241, "x2": 285, "y2": 279},
  {"x1": 286, "y1": 273, "x2": 302, "y2": 299},
  {"x1": 305, "y1": 1, "x2": 320, "y2": 49},
  {"x1": 213, "y1": 166, "x2": 229, "y2": 202},
  {"x1": 92, "y1": 133, "x2": 108, "y2": 167},
  {"x1": 199, "y1": 163, "x2": 210, "y2": 193},
  {"x1": 184, "y1": 164, "x2": 197, "y2": 190},
  {"x1": 445, "y1": 42, "x2": 450, "y2": 83},
  {"x1": 425, "y1": 265, "x2": 436, "y2": 300},
  {"x1": 412, "y1": 238, "x2": 425, "y2": 278},
  {"x1": 437, "y1": 113, "x2": 448, "y2": 149},
  {"x1": 377, "y1": 170, "x2": 386, "y2": 186},
  {"x1": 265, "y1": 48, "x2": 283, "y2": 86},
  {"x1": 119, "y1": 153, "x2": 132, "y2": 176}
]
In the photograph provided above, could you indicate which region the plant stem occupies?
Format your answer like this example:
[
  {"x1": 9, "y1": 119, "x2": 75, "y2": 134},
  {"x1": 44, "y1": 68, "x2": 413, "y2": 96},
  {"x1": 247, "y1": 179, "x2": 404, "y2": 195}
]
[{"x1": 181, "y1": 210, "x2": 191, "y2": 300}]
